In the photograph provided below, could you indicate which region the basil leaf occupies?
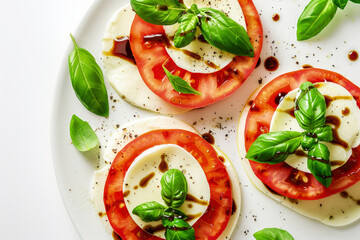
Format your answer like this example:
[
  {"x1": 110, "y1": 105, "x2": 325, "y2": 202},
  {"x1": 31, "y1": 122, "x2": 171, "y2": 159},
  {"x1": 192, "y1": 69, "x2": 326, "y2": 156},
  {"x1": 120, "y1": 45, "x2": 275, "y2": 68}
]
[
  {"x1": 69, "y1": 114, "x2": 99, "y2": 152},
  {"x1": 163, "y1": 66, "x2": 201, "y2": 95},
  {"x1": 297, "y1": 0, "x2": 337, "y2": 41},
  {"x1": 164, "y1": 219, "x2": 195, "y2": 240},
  {"x1": 246, "y1": 131, "x2": 302, "y2": 164},
  {"x1": 130, "y1": 0, "x2": 186, "y2": 25},
  {"x1": 161, "y1": 169, "x2": 188, "y2": 208},
  {"x1": 312, "y1": 125, "x2": 333, "y2": 142},
  {"x1": 253, "y1": 227, "x2": 294, "y2": 240},
  {"x1": 132, "y1": 201, "x2": 166, "y2": 222},
  {"x1": 198, "y1": 8, "x2": 254, "y2": 57},
  {"x1": 162, "y1": 208, "x2": 188, "y2": 228},
  {"x1": 333, "y1": 0, "x2": 349, "y2": 9},
  {"x1": 301, "y1": 134, "x2": 318, "y2": 151},
  {"x1": 174, "y1": 13, "x2": 199, "y2": 48},
  {"x1": 307, "y1": 143, "x2": 332, "y2": 187},
  {"x1": 350, "y1": 0, "x2": 360, "y2": 3},
  {"x1": 295, "y1": 82, "x2": 326, "y2": 130},
  {"x1": 68, "y1": 34, "x2": 109, "y2": 117}
]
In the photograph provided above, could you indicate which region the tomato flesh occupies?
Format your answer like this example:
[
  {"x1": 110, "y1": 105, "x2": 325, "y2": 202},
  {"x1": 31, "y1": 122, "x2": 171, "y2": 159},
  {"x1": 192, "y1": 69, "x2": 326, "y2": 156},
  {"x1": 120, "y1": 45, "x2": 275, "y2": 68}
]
[
  {"x1": 244, "y1": 68, "x2": 360, "y2": 200},
  {"x1": 129, "y1": 0, "x2": 263, "y2": 109},
  {"x1": 104, "y1": 129, "x2": 232, "y2": 239}
]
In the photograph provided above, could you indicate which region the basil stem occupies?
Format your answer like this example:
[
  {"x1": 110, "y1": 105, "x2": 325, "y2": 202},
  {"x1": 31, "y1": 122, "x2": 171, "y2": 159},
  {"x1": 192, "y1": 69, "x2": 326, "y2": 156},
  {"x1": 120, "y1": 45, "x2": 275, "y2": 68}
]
[
  {"x1": 161, "y1": 169, "x2": 188, "y2": 208},
  {"x1": 69, "y1": 114, "x2": 99, "y2": 152},
  {"x1": 163, "y1": 208, "x2": 188, "y2": 221},
  {"x1": 199, "y1": 8, "x2": 254, "y2": 57},
  {"x1": 295, "y1": 82, "x2": 326, "y2": 130},
  {"x1": 253, "y1": 227, "x2": 295, "y2": 240},
  {"x1": 246, "y1": 131, "x2": 303, "y2": 164},
  {"x1": 297, "y1": 0, "x2": 337, "y2": 41},
  {"x1": 163, "y1": 66, "x2": 201, "y2": 95},
  {"x1": 174, "y1": 13, "x2": 199, "y2": 48},
  {"x1": 132, "y1": 201, "x2": 166, "y2": 222},
  {"x1": 165, "y1": 219, "x2": 195, "y2": 240},
  {"x1": 333, "y1": 0, "x2": 349, "y2": 9},
  {"x1": 307, "y1": 143, "x2": 332, "y2": 187},
  {"x1": 68, "y1": 34, "x2": 109, "y2": 117},
  {"x1": 130, "y1": 0, "x2": 186, "y2": 25}
]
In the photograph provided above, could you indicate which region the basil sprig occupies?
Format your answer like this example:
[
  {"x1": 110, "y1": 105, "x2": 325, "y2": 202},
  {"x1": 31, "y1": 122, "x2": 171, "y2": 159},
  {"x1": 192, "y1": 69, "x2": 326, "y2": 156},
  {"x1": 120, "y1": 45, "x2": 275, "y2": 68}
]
[
  {"x1": 69, "y1": 114, "x2": 99, "y2": 152},
  {"x1": 163, "y1": 66, "x2": 201, "y2": 95},
  {"x1": 130, "y1": 0, "x2": 253, "y2": 56},
  {"x1": 246, "y1": 82, "x2": 333, "y2": 187},
  {"x1": 254, "y1": 227, "x2": 294, "y2": 240},
  {"x1": 297, "y1": 0, "x2": 360, "y2": 41},
  {"x1": 68, "y1": 34, "x2": 109, "y2": 117},
  {"x1": 132, "y1": 169, "x2": 195, "y2": 240}
]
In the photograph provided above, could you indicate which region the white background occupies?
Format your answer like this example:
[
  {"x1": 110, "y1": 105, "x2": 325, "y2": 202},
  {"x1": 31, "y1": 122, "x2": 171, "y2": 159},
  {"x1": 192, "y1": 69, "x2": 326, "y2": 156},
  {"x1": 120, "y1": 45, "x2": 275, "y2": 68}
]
[{"x1": 0, "y1": 0, "x2": 92, "y2": 239}]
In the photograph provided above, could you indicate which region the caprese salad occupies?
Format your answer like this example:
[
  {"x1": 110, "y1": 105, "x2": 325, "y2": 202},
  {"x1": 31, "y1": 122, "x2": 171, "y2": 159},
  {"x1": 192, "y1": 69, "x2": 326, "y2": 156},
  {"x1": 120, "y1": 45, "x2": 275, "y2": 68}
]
[
  {"x1": 91, "y1": 116, "x2": 241, "y2": 239},
  {"x1": 238, "y1": 68, "x2": 360, "y2": 226},
  {"x1": 102, "y1": 0, "x2": 262, "y2": 114}
]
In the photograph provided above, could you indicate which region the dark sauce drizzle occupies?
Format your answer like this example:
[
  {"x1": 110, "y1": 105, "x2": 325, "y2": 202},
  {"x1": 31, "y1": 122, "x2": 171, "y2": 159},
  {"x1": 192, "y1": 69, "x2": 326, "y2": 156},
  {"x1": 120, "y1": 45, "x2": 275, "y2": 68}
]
[
  {"x1": 104, "y1": 36, "x2": 136, "y2": 64},
  {"x1": 264, "y1": 56, "x2": 279, "y2": 71},
  {"x1": 231, "y1": 198, "x2": 237, "y2": 215},
  {"x1": 340, "y1": 191, "x2": 360, "y2": 205},
  {"x1": 159, "y1": 153, "x2": 169, "y2": 173},
  {"x1": 139, "y1": 172, "x2": 155, "y2": 188},
  {"x1": 272, "y1": 13, "x2": 280, "y2": 21},
  {"x1": 348, "y1": 50, "x2": 358, "y2": 61},
  {"x1": 186, "y1": 194, "x2": 209, "y2": 206},
  {"x1": 326, "y1": 115, "x2": 348, "y2": 149},
  {"x1": 342, "y1": 107, "x2": 350, "y2": 116},
  {"x1": 202, "y1": 133, "x2": 215, "y2": 145},
  {"x1": 112, "y1": 231, "x2": 122, "y2": 240},
  {"x1": 274, "y1": 92, "x2": 288, "y2": 105},
  {"x1": 143, "y1": 224, "x2": 166, "y2": 234}
]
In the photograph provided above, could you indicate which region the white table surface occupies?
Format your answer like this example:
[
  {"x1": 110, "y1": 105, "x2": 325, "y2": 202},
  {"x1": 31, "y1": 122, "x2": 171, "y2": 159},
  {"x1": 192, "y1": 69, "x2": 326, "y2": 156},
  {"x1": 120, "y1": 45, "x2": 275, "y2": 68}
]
[{"x1": 0, "y1": 0, "x2": 93, "y2": 239}]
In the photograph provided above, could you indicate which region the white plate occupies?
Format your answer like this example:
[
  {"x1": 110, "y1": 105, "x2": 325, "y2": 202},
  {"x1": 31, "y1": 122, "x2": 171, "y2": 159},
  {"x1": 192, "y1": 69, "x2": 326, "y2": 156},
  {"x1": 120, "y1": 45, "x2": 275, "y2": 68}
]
[{"x1": 51, "y1": 0, "x2": 360, "y2": 239}]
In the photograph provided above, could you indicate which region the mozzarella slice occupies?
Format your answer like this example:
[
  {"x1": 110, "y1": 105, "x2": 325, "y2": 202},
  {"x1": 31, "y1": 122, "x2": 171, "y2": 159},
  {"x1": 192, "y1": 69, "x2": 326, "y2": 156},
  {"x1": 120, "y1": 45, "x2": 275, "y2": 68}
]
[
  {"x1": 91, "y1": 116, "x2": 241, "y2": 238},
  {"x1": 270, "y1": 82, "x2": 360, "y2": 172},
  {"x1": 124, "y1": 144, "x2": 210, "y2": 239},
  {"x1": 102, "y1": 4, "x2": 189, "y2": 115},
  {"x1": 238, "y1": 83, "x2": 360, "y2": 226},
  {"x1": 163, "y1": 0, "x2": 246, "y2": 73}
]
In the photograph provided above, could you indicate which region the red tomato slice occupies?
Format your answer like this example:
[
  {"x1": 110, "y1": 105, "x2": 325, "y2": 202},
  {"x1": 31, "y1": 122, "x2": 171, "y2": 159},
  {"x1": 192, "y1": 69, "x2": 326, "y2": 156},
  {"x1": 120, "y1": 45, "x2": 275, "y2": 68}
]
[
  {"x1": 129, "y1": 0, "x2": 262, "y2": 109},
  {"x1": 104, "y1": 129, "x2": 232, "y2": 239},
  {"x1": 244, "y1": 68, "x2": 360, "y2": 200}
]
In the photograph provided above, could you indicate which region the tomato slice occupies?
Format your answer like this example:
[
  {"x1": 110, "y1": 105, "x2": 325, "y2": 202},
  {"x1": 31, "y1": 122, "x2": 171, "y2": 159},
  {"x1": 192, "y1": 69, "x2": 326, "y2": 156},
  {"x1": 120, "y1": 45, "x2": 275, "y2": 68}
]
[
  {"x1": 104, "y1": 129, "x2": 232, "y2": 239},
  {"x1": 244, "y1": 68, "x2": 360, "y2": 200},
  {"x1": 129, "y1": 0, "x2": 262, "y2": 109}
]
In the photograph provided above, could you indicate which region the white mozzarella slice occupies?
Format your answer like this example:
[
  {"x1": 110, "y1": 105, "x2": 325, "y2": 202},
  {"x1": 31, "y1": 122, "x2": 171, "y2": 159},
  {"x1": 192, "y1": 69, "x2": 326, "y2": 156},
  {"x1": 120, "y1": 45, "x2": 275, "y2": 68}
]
[
  {"x1": 238, "y1": 85, "x2": 360, "y2": 226},
  {"x1": 163, "y1": 0, "x2": 246, "y2": 73},
  {"x1": 91, "y1": 116, "x2": 241, "y2": 238},
  {"x1": 102, "y1": 4, "x2": 189, "y2": 115},
  {"x1": 124, "y1": 144, "x2": 210, "y2": 239},
  {"x1": 270, "y1": 82, "x2": 360, "y2": 172}
]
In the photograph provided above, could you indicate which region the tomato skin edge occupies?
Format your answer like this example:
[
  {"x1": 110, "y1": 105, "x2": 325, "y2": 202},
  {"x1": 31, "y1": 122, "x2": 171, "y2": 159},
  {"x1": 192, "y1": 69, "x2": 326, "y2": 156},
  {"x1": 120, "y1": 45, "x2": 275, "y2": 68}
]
[{"x1": 244, "y1": 68, "x2": 360, "y2": 200}]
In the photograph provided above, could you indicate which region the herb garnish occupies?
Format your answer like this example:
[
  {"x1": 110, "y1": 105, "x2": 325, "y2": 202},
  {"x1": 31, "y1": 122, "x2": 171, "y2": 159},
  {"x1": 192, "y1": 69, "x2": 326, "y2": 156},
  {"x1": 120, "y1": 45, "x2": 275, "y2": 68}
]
[
  {"x1": 246, "y1": 82, "x2": 333, "y2": 187},
  {"x1": 130, "y1": 0, "x2": 254, "y2": 57},
  {"x1": 297, "y1": 0, "x2": 360, "y2": 41},
  {"x1": 132, "y1": 169, "x2": 195, "y2": 240},
  {"x1": 163, "y1": 65, "x2": 201, "y2": 95},
  {"x1": 69, "y1": 114, "x2": 99, "y2": 152},
  {"x1": 68, "y1": 34, "x2": 109, "y2": 117},
  {"x1": 254, "y1": 227, "x2": 295, "y2": 240}
]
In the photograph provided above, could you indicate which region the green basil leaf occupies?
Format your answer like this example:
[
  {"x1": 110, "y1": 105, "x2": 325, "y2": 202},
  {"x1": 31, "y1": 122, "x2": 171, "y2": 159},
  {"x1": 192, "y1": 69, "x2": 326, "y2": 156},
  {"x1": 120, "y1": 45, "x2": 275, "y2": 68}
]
[
  {"x1": 132, "y1": 201, "x2": 166, "y2": 222},
  {"x1": 307, "y1": 143, "x2": 332, "y2": 187},
  {"x1": 69, "y1": 114, "x2": 99, "y2": 152},
  {"x1": 162, "y1": 208, "x2": 187, "y2": 228},
  {"x1": 333, "y1": 0, "x2": 349, "y2": 9},
  {"x1": 350, "y1": 0, "x2": 360, "y2": 3},
  {"x1": 161, "y1": 169, "x2": 188, "y2": 208},
  {"x1": 198, "y1": 8, "x2": 254, "y2": 57},
  {"x1": 68, "y1": 34, "x2": 109, "y2": 117},
  {"x1": 312, "y1": 125, "x2": 333, "y2": 142},
  {"x1": 301, "y1": 134, "x2": 318, "y2": 151},
  {"x1": 164, "y1": 219, "x2": 195, "y2": 240},
  {"x1": 130, "y1": 0, "x2": 186, "y2": 25},
  {"x1": 163, "y1": 66, "x2": 201, "y2": 95},
  {"x1": 295, "y1": 82, "x2": 326, "y2": 130},
  {"x1": 253, "y1": 227, "x2": 295, "y2": 240},
  {"x1": 174, "y1": 13, "x2": 199, "y2": 48},
  {"x1": 297, "y1": 0, "x2": 337, "y2": 41},
  {"x1": 246, "y1": 131, "x2": 302, "y2": 164}
]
